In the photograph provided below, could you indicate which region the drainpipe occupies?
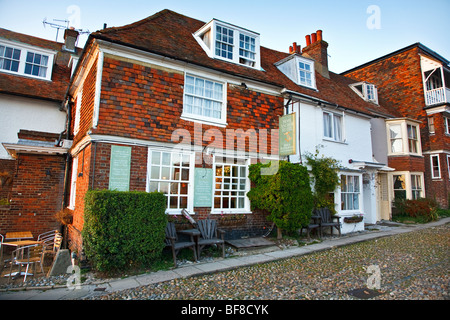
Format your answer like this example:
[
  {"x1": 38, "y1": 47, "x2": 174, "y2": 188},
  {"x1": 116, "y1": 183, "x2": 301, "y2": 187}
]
[{"x1": 61, "y1": 97, "x2": 74, "y2": 208}]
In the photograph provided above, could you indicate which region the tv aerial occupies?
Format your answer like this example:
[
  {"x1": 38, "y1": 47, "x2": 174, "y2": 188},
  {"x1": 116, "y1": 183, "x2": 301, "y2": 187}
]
[{"x1": 42, "y1": 18, "x2": 89, "y2": 42}]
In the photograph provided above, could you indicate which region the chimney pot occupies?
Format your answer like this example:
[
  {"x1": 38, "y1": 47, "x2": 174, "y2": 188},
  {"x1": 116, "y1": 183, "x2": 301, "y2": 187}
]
[
  {"x1": 305, "y1": 35, "x2": 311, "y2": 46},
  {"x1": 316, "y1": 30, "x2": 323, "y2": 41},
  {"x1": 311, "y1": 33, "x2": 317, "y2": 44},
  {"x1": 293, "y1": 42, "x2": 298, "y2": 53},
  {"x1": 289, "y1": 46, "x2": 294, "y2": 54}
]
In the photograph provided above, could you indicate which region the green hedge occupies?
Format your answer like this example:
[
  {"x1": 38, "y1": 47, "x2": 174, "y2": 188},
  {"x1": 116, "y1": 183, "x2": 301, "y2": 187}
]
[{"x1": 82, "y1": 190, "x2": 167, "y2": 273}]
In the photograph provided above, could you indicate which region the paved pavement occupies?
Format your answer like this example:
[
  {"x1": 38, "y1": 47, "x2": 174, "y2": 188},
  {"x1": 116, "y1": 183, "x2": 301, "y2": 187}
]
[{"x1": 0, "y1": 217, "x2": 448, "y2": 300}]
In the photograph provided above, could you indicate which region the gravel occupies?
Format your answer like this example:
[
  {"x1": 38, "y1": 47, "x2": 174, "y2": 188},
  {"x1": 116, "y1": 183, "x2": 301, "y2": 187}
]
[{"x1": 86, "y1": 223, "x2": 449, "y2": 300}]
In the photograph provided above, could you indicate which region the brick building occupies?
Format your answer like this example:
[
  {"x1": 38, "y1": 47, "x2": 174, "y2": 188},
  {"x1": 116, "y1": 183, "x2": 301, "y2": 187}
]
[
  {"x1": 343, "y1": 43, "x2": 450, "y2": 208},
  {"x1": 65, "y1": 9, "x2": 399, "y2": 251},
  {"x1": 0, "y1": 28, "x2": 80, "y2": 236}
]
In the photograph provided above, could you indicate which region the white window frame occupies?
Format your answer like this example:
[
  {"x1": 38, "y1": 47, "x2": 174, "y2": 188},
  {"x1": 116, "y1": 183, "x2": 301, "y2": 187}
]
[
  {"x1": 411, "y1": 174, "x2": 423, "y2": 199},
  {"x1": 444, "y1": 116, "x2": 450, "y2": 135},
  {"x1": 430, "y1": 154, "x2": 441, "y2": 179},
  {"x1": 68, "y1": 156, "x2": 78, "y2": 209},
  {"x1": 323, "y1": 110, "x2": 344, "y2": 142},
  {"x1": 0, "y1": 39, "x2": 55, "y2": 81},
  {"x1": 73, "y1": 90, "x2": 82, "y2": 135},
  {"x1": 146, "y1": 148, "x2": 195, "y2": 214},
  {"x1": 350, "y1": 82, "x2": 378, "y2": 104},
  {"x1": 391, "y1": 171, "x2": 425, "y2": 200},
  {"x1": 447, "y1": 155, "x2": 450, "y2": 180},
  {"x1": 340, "y1": 174, "x2": 361, "y2": 212},
  {"x1": 182, "y1": 73, "x2": 227, "y2": 127},
  {"x1": 298, "y1": 60, "x2": 314, "y2": 88},
  {"x1": 211, "y1": 155, "x2": 251, "y2": 214},
  {"x1": 387, "y1": 120, "x2": 422, "y2": 156},
  {"x1": 194, "y1": 19, "x2": 261, "y2": 70}
]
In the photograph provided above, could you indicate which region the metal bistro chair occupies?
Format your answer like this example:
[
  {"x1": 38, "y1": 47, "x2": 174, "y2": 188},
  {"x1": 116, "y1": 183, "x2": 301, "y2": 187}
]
[
  {"x1": 197, "y1": 219, "x2": 226, "y2": 259},
  {"x1": 9, "y1": 244, "x2": 45, "y2": 282},
  {"x1": 42, "y1": 233, "x2": 63, "y2": 266}
]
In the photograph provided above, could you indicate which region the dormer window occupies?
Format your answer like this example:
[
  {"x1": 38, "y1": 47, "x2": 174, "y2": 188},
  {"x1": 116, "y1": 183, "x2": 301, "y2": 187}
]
[
  {"x1": 350, "y1": 82, "x2": 378, "y2": 104},
  {"x1": 194, "y1": 19, "x2": 261, "y2": 70},
  {"x1": 275, "y1": 55, "x2": 316, "y2": 90},
  {"x1": 0, "y1": 39, "x2": 55, "y2": 81}
]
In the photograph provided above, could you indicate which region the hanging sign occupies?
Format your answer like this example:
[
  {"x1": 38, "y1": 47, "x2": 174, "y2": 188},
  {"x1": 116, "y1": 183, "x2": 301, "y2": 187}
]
[
  {"x1": 279, "y1": 113, "x2": 297, "y2": 156},
  {"x1": 109, "y1": 145, "x2": 132, "y2": 191},
  {"x1": 194, "y1": 168, "x2": 213, "y2": 207}
]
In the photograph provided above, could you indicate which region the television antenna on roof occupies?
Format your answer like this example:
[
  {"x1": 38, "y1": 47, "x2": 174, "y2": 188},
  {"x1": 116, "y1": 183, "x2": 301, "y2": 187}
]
[{"x1": 42, "y1": 18, "x2": 90, "y2": 42}]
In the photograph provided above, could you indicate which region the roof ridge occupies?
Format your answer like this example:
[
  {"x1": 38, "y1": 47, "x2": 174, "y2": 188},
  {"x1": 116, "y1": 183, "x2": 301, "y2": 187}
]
[{"x1": 95, "y1": 9, "x2": 204, "y2": 35}]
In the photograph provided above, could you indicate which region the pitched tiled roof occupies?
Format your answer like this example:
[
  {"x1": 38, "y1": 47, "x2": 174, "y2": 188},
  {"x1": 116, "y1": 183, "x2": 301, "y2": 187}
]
[
  {"x1": 91, "y1": 9, "x2": 398, "y2": 118},
  {"x1": 0, "y1": 28, "x2": 80, "y2": 102}
]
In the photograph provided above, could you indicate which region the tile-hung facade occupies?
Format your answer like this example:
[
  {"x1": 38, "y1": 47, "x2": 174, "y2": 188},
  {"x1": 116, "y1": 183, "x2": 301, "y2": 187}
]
[
  {"x1": 65, "y1": 10, "x2": 399, "y2": 251},
  {"x1": 343, "y1": 44, "x2": 450, "y2": 208}
]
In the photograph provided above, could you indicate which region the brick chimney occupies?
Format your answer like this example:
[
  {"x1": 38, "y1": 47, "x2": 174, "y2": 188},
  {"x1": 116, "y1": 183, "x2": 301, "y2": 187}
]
[
  {"x1": 302, "y1": 30, "x2": 329, "y2": 78},
  {"x1": 63, "y1": 27, "x2": 79, "y2": 53}
]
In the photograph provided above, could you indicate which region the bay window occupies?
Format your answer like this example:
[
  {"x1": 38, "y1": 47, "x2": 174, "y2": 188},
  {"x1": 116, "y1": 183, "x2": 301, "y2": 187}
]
[{"x1": 387, "y1": 120, "x2": 421, "y2": 155}]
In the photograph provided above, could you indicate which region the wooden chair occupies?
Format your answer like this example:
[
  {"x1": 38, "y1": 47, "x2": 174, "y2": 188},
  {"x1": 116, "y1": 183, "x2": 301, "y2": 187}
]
[
  {"x1": 300, "y1": 215, "x2": 322, "y2": 241},
  {"x1": 9, "y1": 244, "x2": 44, "y2": 282},
  {"x1": 197, "y1": 219, "x2": 226, "y2": 258},
  {"x1": 315, "y1": 208, "x2": 341, "y2": 237},
  {"x1": 165, "y1": 222, "x2": 197, "y2": 267}
]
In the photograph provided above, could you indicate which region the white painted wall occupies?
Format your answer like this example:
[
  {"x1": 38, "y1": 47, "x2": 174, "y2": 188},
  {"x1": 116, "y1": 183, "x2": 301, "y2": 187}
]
[
  {"x1": 286, "y1": 100, "x2": 377, "y2": 232},
  {"x1": 0, "y1": 94, "x2": 66, "y2": 159}
]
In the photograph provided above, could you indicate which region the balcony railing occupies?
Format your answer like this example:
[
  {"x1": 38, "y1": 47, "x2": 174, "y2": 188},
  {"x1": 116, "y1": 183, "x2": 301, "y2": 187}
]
[{"x1": 425, "y1": 87, "x2": 450, "y2": 106}]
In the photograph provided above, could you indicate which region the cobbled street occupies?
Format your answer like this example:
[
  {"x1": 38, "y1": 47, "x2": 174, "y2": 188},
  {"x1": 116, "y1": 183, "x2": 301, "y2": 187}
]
[{"x1": 88, "y1": 224, "x2": 449, "y2": 300}]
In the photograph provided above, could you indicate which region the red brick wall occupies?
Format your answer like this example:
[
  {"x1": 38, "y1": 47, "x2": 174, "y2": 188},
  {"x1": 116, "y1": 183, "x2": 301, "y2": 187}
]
[
  {"x1": 0, "y1": 159, "x2": 15, "y2": 203},
  {"x1": 93, "y1": 55, "x2": 282, "y2": 152},
  {"x1": 388, "y1": 155, "x2": 425, "y2": 173},
  {"x1": 424, "y1": 153, "x2": 450, "y2": 208},
  {"x1": 0, "y1": 154, "x2": 65, "y2": 237}
]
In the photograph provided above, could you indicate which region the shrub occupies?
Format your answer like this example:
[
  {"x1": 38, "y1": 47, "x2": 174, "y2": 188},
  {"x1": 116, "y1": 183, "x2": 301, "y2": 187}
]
[
  {"x1": 247, "y1": 161, "x2": 314, "y2": 239},
  {"x1": 392, "y1": 198, "x2": 439, "y2": 223},
  {"x1": 82, "y1": 190, "x2": 167, "y2": 274}
]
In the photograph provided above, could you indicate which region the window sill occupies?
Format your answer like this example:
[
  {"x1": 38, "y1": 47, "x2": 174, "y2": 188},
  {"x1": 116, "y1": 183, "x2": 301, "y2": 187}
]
[
  {"x1": 181, "y1": 114, "x2": 227, "y2": 128},
  {"x1": 210, "y1": 210, "x2": 252, "y2": 215},
  {"x1": 322, "y1": 137, "x2": 347, "y2": 145}
]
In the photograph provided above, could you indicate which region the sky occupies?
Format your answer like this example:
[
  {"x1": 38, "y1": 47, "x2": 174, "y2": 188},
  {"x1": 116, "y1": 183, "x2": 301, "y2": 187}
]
[{"x1": 0, "y1": 0, "x2": 449, "y2": 73}]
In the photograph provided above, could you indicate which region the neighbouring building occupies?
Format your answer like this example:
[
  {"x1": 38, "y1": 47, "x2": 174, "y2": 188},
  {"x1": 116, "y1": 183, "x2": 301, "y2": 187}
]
[
  {"x1": 65, "y1": 9, "x2": 399, "y2": 252},
  {"x1": 0, "y1": 27, "x2": 80, "y2": 236},
  {"x1": 342, "y1": 43, "x2": 450, "y2": 208}
]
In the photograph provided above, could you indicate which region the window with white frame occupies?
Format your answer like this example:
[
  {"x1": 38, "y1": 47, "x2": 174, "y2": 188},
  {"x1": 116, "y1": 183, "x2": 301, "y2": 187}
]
[
  {"x1": 411, "y1": 174, "x2": 423, "y2": 199},
  {"x1": 194, "y1": 19, "x2": 261, "y2": 69},
  {"x1": 350, "y1": 82, "x2": 378, "y2": 104},
  {"x1": 393, "y1": 174, "x2": 406, "y2": 200},
  {"x1": 387, "y1": 121, "x2": 421, "y2": 155},
  {"x1": 341, "y1": 174, "x2": 360, "y2": 211},
  {"x1": 0, "y1": 40, "x2": 54, "y2": 80},
  {"x1": 68, "y1": 156, "x2": 78, "y2": 209},
  {"x1": 213, "y1": 157, "x2": 249, "y2": 212},
  {"x1": 299, "y1": 61, "x2": 313, "y2": 87},
  {"x1": 183, "y1": 74, "x2": 226, "y2": 125},
  {"x1": 431, "y1": 154, "x2": 441, "y2": 179},
  {"x1": 447, "y1": 155, "x2": 450, "y2": 180},
  {"x1": 323, "y1": 111, "x2": 343, "y2": 142},
  {"x1": 445, "y1": 117, "x2": 450, "y2": 135},
  {"x1": 73, "y1": 91, "x2": 82, "y2": 135},
  {"x1": 407, "y1": 124, "x2": 419, "y2": 154},
  {"x1": 146, "y1": 149, "x2": 193, "y2": 212},
  {"x1": 428, "y1": 116, "x2": 435, "y2": 134}
]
